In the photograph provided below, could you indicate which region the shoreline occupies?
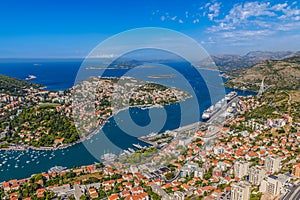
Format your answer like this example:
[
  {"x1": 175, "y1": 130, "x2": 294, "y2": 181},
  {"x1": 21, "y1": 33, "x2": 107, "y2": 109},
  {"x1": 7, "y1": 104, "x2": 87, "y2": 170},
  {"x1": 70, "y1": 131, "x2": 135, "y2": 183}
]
[
  {"x1": 0, "y1": 96, "x2": 192, "y2": 152},
  {"x1": 0, "y1": 86, "x2": 255, "y2": 153},
  {"x1": 0, "y1": 87, "x2": 257, "y2": 152}
]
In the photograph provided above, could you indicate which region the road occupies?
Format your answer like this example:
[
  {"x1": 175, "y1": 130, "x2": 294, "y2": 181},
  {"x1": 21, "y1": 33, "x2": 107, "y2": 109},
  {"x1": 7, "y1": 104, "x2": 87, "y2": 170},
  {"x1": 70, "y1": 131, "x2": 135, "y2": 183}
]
[
  {"x1": 174, "y1": 121, "x2": 204, "y2": 133},
  {"x1": 280, "y1": 183, "x2": 300, "y2": 200}
]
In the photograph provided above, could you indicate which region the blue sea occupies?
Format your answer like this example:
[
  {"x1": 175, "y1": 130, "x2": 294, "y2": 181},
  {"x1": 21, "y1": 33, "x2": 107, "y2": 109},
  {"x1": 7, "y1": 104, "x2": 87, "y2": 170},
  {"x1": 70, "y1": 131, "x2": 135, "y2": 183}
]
[{"x1": 0, "y1": 58, "x2": 255, "y2": 182}]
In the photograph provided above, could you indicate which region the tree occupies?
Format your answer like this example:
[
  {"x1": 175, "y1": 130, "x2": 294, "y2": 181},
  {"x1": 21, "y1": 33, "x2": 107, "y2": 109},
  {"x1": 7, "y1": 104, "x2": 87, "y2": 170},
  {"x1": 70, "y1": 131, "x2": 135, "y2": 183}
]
[
  {"x1": 32, "y1": 174, "x2": 43, "y2": 183},
  {"x1": 165, "y1": 172, "x2": 175, "y2": 180},
  {"x1": 80, "y1": 195, "x2": 88, "y2": 200}
]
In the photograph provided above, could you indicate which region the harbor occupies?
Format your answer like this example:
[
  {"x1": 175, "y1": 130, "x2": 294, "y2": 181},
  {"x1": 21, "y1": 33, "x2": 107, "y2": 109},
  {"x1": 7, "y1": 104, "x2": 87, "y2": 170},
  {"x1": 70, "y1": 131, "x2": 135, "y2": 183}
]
[
  {"x1": 202, "y1": 91, "x2": 237, "y2": 120},
  {"x1": 0, "y1": 61, "x2": 255, "y2": 182}
]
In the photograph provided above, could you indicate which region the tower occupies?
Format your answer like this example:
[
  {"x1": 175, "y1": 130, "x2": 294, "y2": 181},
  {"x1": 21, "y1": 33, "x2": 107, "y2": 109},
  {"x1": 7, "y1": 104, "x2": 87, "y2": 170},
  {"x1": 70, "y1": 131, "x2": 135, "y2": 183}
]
[{"x1": 258, "y1": 77, "x2": 265, "y2": 96}]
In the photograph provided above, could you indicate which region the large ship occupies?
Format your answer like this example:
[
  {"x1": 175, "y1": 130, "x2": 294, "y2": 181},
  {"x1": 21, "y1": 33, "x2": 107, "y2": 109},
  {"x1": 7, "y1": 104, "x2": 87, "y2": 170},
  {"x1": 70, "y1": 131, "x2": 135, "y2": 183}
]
[
  {"x1": 202, "y1": 100, "x2": 225, "y2": 120},
  {"x1": 225, "y1": 91, "x2": 238, "y2": 102},
  {"x1": 202, "y1": 91, "x2": 237, "y2": 120}
]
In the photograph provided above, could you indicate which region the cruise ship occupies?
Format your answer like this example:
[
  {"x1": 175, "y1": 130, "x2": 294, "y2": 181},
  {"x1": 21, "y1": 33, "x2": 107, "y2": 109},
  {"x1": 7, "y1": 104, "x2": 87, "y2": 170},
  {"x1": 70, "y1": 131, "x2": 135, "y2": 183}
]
[
  {"x1": 225, "y1": 91, "x2": 238, "y2": 102},
  {"x1": 202, "y1": 91, "x2": 237, "y2": 120}
]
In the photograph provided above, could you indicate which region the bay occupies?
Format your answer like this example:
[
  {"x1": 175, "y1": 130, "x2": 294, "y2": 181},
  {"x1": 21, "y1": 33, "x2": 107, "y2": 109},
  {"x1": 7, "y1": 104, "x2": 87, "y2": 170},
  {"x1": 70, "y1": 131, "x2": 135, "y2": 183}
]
[{"x1": 0, "y1": 59, "x2": 255, "y2": 182}]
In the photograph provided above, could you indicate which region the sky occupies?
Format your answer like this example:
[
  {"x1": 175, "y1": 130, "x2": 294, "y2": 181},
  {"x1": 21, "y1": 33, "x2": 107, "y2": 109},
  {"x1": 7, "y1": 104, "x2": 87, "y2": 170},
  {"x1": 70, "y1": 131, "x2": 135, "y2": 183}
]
[{"x1": 0, "y1": 0, "x2": 299, "y2": 58}]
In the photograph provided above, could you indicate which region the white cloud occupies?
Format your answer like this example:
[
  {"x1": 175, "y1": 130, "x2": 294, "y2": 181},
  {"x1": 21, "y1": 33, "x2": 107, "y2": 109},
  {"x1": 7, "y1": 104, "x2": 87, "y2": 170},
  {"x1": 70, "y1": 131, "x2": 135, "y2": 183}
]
[
  {"x1": 283, "y1": 6, "x2": 300, "y2": 16},
  {"x1": 208, "y1": 2, "x2": 221, "y2": 21},
  {"x1": 275, "y1": 21, "x2": 300, "y2": 31},
  {"x1": 221, "y1": 30, "x2": 274, "y2": 38},
  {"x1": 200, "y1": 37, "x2": 216, "y2": 44},
  {"x1": 185, "y1": 11, "x2": 189, "y2": 18},
  {"x1": 90, "y1": 54, "x2": 116, "y2": 59},
  {"x1": 171, "y1": 16, "x2": 177, "y2": 21},
  {"x1": 178, "y1": 19, "x2": 184, "y2": 24},
  {"x1": 223, "y1": 2, "x2": 275, "y2": 23},
  {"x1": 208, "y1": 1, "x2": 300, "y2": 37},
  {"x1": 271, "y1": 3, "x2": 288, "y2": 11},
  {"x1": 151, "y1": 10, "x2": 160, "y2": 16},
  {"x1": 193, "y1": 19, "x2": 200, "y2": 24}
]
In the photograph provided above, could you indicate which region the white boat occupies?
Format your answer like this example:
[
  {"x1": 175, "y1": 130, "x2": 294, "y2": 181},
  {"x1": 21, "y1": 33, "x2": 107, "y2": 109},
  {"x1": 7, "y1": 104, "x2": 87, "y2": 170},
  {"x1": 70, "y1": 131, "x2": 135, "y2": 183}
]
[
  {"x1": 132, "y1": 143, "x2": 144, "y2": 149},
  {"x1": 100, "y1": 153, "x2": 117, "y2": 161},
  {"x1": 148, "y1": 132, "x2": 157, "y2": 137},
  {"x1": 25, "y1": 75, "x2": 37, "y2": 80},
  {"x1": 225, "y1": 91, "x2": 238, "y2": 102},
  {"x1": 123, "y1": 150, "x2": 131, "y2": 155},
  {"x1": 128, "y1": 148, "x2": 135, "y2": 153}
]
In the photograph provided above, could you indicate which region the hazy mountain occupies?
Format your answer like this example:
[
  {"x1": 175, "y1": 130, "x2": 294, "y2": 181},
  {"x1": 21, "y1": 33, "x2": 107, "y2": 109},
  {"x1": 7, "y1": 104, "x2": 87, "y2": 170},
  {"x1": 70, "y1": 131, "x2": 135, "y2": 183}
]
[{"x1": 212, "y1": 51, "x2": 296, "y2": 71}]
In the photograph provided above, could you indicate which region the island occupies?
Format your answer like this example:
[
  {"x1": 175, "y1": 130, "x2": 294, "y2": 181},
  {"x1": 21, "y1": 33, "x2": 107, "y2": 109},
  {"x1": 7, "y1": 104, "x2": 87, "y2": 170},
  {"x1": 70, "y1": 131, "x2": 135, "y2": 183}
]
[
  {"x1": 148, "y1": 74, "x2": 175, "y2": 79},
  {"x1": 25, "y1": 75, "x2": 37, "y2": 80}
]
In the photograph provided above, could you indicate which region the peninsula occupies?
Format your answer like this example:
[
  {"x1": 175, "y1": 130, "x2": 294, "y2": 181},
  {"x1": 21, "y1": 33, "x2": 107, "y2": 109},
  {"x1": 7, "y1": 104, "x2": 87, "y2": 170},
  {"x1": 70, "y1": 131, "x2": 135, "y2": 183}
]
[{"x1": 0, "y1": 75, "x2": 191, "y2": 150}]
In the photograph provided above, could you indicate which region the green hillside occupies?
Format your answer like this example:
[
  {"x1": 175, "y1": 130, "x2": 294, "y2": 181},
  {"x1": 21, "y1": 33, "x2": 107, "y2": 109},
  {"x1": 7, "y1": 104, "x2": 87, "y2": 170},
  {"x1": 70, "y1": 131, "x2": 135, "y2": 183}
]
[
  {"x1": 224, "y1": 56, "x2": 300, "y2": 92},
  {"x1": 0, "y1": 74, "x2": 41, "y2": 95}
]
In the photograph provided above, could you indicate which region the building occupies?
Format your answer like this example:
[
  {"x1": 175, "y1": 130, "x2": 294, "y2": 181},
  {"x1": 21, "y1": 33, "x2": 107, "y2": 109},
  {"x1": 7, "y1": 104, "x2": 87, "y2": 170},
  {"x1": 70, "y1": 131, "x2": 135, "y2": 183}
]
[
  {"x1": 172, "y1": 191, "x2": 185, "y2": 200},
  {"x1": 212, "y1": 167, "x2": 222, "y2": 178},
  {"x1": 249, "y1": 166, "x2": 266, "y2": 186},
  {"x1": 231, "y1": 181, "x2": 251, "y2": 200},
  {"x1": 214, "y1": 146, "x2": 225, "y2": 155},
  {"x1": 194, "y1": 168, "x2": 206, "y2": 179},
  {"x1": 264, "y1": 155, "x2": 281, "y2": 173},
  {"x1": 180, "y1": 162, "x2": 198, "y2": 177},
  {"x1": 259, "y1": 175, "x2": 284, "y2": 196},
  {"x1": 151, "y1": 184, "x2": 171, "y2": 200},
  {"x1": 234, "y1": 160, "x2": 250, "y2": 179},
  {"x1": 293, "y1": 163, "x2": 300, "y2": 177}
]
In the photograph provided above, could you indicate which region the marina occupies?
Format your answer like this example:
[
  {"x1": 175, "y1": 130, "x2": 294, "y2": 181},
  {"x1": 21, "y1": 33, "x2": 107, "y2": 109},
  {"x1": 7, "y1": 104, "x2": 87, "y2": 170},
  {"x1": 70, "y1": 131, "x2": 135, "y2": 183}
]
[{"x1": 132, "y1": 143, "x2": 147, "y2": 150}]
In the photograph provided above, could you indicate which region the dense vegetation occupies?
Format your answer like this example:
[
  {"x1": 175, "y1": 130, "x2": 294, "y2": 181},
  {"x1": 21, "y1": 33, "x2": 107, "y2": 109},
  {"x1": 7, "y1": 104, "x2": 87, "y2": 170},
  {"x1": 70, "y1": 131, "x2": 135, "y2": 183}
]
[
  {"x1": 0, "y1": 74, "x2": 41, "y2": 95},
  {"x1": 224, "y1": 56, "x2": 300, "y2": 92},
  {"x1": 7, "y1": 105, "x2": 79, "y2": 147}
]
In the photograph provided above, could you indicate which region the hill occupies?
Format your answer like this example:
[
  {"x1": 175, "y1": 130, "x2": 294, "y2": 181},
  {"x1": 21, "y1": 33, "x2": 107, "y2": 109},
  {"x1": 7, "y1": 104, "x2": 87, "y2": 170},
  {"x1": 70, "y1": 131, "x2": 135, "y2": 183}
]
[
  {"x1": 0, "y1": 74, "x2": 41, "y2": 95},
  {"x1": 212, "y1": 51, "x2": 298, "y2": 71},
  {"x1": 224, "y1": 56, "x2": 300, "y2": 91}
]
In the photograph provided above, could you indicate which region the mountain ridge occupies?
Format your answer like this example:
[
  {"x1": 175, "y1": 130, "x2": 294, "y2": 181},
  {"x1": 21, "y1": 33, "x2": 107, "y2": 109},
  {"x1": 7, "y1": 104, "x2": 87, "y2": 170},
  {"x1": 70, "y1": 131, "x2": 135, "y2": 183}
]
[
  {"x1": 212, "y1": 50, "x2": 299, "y2": 71},
  {"x1": 224, "y1": 56, "x2": 300, "y2": 92}
]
